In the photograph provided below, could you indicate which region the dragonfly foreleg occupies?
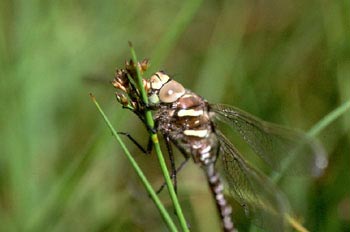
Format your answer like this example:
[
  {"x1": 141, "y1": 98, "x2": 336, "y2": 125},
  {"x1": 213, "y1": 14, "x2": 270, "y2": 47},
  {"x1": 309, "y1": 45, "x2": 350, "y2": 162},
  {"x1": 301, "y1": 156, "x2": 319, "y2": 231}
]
[{"x1": 117, "y1": 132, "x2": 153, "y2": 154}]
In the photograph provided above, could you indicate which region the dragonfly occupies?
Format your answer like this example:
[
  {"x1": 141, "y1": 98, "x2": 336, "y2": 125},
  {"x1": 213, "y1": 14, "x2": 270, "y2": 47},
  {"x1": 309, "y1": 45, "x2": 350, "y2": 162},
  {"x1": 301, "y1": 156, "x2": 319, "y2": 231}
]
[{"x1": 111, "y1": 59, "x2": 328, "y2": 232}]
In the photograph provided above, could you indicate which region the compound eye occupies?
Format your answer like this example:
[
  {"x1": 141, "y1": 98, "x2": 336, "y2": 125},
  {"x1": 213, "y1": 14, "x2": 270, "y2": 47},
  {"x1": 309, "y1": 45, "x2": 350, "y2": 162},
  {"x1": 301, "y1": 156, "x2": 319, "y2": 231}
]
[
  {"x1": 150, "y1": 72, "x2": 170, "y2": 90},
  {"x1": 159, "y1": 80, "x2": 185, "y2": 103}
]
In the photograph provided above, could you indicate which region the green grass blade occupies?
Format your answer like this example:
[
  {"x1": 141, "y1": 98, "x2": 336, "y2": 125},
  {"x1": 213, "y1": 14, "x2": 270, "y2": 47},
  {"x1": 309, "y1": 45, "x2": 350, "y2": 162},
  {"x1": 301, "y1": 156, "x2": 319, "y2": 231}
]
[
  {"x1": 129, "y1": 44, "x2": 189, "y2": 232},
  {"x1": 308, "y1": 100, "x2": 350, "y2": 137},
  {"x1": 90, "y1": 94, "x2": 178, "y2": 232},
  {"x1": 266, "y1": 100, "x2": 350, "y2": 231},
  {"x1": 272, "y1": 100, "x2": 350, "y2": 182}
]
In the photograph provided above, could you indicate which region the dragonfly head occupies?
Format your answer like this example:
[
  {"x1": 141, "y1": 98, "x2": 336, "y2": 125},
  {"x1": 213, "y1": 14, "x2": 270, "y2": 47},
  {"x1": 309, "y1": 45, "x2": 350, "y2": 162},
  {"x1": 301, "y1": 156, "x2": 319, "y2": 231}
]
[
  {"x1": 112, "y1": 60, "x2": 186, "y2": 110},
  {"x1": 147, "y1": 71, "x2": 186, "y2": 105}
]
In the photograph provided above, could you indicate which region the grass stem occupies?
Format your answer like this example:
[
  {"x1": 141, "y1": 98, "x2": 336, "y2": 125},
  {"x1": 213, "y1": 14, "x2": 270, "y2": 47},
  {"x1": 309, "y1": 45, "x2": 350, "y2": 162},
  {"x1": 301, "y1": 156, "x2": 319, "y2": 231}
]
[
  {"x1": 129, "y1": 43, "x2": 189, "y2": 232},
  {"x1": 90, "y1": 94, "x2": 178, "y2": 232}
]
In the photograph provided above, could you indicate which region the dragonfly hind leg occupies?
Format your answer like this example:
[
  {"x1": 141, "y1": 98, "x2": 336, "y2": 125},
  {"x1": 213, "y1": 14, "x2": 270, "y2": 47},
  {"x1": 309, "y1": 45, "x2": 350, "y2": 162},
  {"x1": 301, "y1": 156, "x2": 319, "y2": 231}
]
[{"x1": 155, "y1": 156, "x2": 190, "y2": 194}]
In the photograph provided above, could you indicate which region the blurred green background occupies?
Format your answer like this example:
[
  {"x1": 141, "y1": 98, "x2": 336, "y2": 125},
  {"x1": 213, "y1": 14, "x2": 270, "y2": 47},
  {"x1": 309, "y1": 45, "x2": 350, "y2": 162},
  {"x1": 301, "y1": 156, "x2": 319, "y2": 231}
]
[{"x1": 1, "y1": 0, "x2": 349, "y2": 231}]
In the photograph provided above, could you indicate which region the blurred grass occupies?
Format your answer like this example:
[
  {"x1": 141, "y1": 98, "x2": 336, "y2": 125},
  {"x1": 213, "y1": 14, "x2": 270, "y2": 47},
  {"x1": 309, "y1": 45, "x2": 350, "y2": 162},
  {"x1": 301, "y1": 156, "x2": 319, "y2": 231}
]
[{"x1": 0, "y1": 0, "x2": 349, "y2": 232}]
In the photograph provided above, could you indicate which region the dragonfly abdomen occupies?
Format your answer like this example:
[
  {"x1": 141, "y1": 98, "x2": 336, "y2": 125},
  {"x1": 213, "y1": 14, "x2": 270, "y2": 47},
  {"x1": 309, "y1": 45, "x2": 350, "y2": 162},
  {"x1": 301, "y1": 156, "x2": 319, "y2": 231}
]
[{"x1": 206, "y1": 163, "x2": 235, "y2": 232}]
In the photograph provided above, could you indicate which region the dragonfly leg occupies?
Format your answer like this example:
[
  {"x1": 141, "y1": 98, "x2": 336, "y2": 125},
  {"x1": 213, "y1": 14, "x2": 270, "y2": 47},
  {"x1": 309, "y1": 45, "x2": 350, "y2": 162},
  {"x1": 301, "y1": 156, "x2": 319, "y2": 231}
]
[
  {"x1": 164, "y1": 135, "x2": 177, "y2": 194},
  {"x1": 117, "y1": 132, "x2": 153, "y2": 154},
  {"x1": 146, "y1": 124, "x2": 157, "y2": 134},
  {"x1": 155, "y1": 156, "x2": 190, "y2": 194}
]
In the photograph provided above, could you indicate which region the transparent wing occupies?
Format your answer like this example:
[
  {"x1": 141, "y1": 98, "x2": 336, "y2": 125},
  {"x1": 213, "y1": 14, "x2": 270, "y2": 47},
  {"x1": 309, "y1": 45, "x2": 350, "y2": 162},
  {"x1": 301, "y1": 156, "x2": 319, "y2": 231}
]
[
  {"x1": 216, "y1": 131, "x2": 290, "y2": 231},
  {"x1": 210, "y1": 104, "x2": 327, "y2": 177}
]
